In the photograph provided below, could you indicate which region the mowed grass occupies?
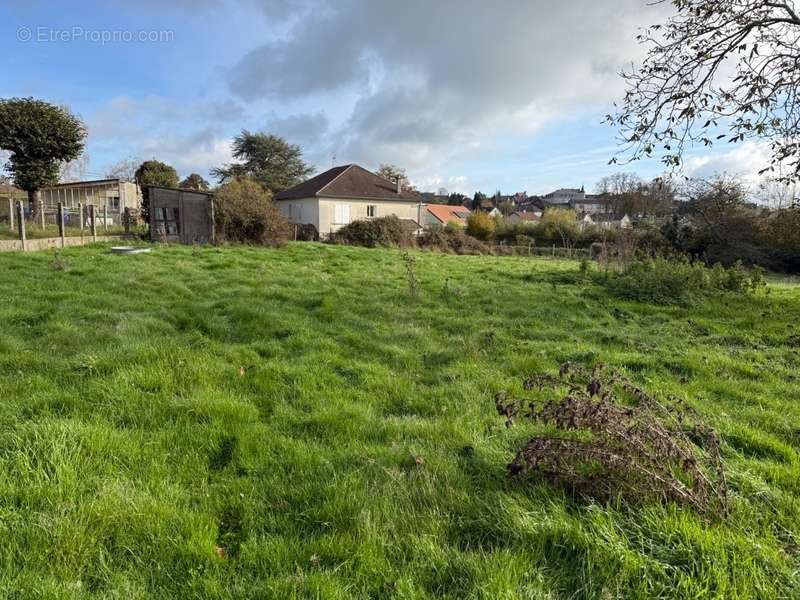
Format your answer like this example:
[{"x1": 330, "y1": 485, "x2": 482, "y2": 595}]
[{"x1": 0, "y1": 243, "x2": 799, "y2": 599}]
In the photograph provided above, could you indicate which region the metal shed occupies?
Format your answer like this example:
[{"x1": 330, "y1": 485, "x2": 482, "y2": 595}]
[{"x1": 148, "y1": 186, "x2": 215, "y2": 244}]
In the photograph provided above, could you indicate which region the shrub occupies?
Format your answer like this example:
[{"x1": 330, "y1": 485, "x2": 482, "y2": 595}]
[
  {"x1": 444, "y1": 220, "x2": 463, "y2": 234},
  {"x1": 333, "y1": 215, "x2": 414, "y2": 248},
  {"x1": 419, "y1": 227, "x2": 491, "y2": 255},
  {"x1": 294, "y1": 223, "x2": 319, "y2": 241},
  {"x1": 496, "y1": 363, "x2": 728, "y2": 516},
  {"x1": 466, "y1": 211, "x2": 496, "y2": 240},
  {"x1": 603, "y1": 257, "x2": 765, "y2": 305},
  {"x1": 214, "y1": 178, "x2": 291, "y2": 246}
]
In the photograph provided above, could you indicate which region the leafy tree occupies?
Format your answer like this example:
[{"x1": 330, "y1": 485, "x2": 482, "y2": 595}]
[
  {"x1": 0, "y1": 97, "x2": 86, "y2": 215},
  {"x1": 179, "y1": 173, "x2": 211, "y2": 191},
  {"x1": 212, "y1": 131, "x2": 313, "y2": 193},
  {"x1": 447, "y1": 192, "x2": 470, "y2": 206},
  {"x1": 105, "y1": 157, "x2": 141, "y2": 181},
  {"x1": 134, "y1": 160, "x2": 179, "y2": 188},
  {"x1": 375, "y1": 163, "x2": 416, "y2": 192},
  {"x1": 608, "y1": 1, "x2": 800, "y2": 182},
  {"x1": 135, "y1": 160, "x2": 179, "y2": 223},
  {"x1": 471, "y1": 192, "x2": 488, "y2": 211},
  {"x1": 540, "y1": 208, "x2": 578, "y2": 249},
  {"x1": 214, "y1": 177, "x2": 291, "y2": 246},
  {"x1": 498, "y1": 200, "x2": 516, "y2": 216},
  {"x1": 466, "y1": 211, "x2": 496, "y2": 240}
]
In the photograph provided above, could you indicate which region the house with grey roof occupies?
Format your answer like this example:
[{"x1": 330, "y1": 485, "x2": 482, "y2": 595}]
[{"x1": 274, "y1": 164, "x2": 424, "y2": 237}]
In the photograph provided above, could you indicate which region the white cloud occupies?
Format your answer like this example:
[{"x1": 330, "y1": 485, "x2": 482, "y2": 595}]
[{"x1": 684, "y1": 142, "x2": 773, "y2": 185}]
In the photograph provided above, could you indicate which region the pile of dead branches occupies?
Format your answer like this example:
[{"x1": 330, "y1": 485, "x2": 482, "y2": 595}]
[{"x1": 496, "y1": 363, "x2": 728, "y2": 516}]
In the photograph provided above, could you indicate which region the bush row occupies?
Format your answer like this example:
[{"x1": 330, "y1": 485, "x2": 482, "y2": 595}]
[{"x1": 601, "y1": 257, "x2": 766, "y2": 305}]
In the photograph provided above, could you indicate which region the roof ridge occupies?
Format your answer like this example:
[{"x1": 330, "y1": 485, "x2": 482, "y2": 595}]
[{"x1": 316, "y1": 164, "x2": 355, "y2": 197}]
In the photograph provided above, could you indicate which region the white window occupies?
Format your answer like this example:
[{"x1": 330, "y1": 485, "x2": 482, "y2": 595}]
[
  {"x1": 334, "y1": 204, "x2": 351, "y2": 224},
  {"x1": 367, "y1": 205, "x2": 377, "y2": 218}
]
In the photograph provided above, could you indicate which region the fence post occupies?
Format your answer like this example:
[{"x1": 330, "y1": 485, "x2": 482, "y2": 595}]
[
  {"x1": 89, "y1": 205, "x2": 97, "y2": 242},
  {"x1": 78, "y1": 203, "x2": 84, "y2": 233},
  {"x1": 57, "y1": 202, "x2": 66, "y2": 248},
  {"x1": 123, "y1": 207, "x2": 131, "y2": 237},
  {"x1": 40, "y1": 203, "x2": 46, "y2": 230},
  {"x1": 17, "y1": 200, "x2": 26, "y2": 251},
  {"x1": 103, "y1": 205, "x2": 108, "y2": 231},
  {"x1": 8, "y1": 197, "x2": 14, "y2": 231}
]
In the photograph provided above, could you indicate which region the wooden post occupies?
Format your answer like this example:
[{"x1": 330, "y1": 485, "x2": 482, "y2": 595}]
[
  {"x1": 209, "y1": 198, "x2": 215, "y2": 244},
  {"x1": 123, "y1": 207, "x2": 131, "y2": 238},
  {"x1": 40, "y1": 202, "x2": 46, "y2": 230},
  {"x1": 57, "y1": 202, "x2": 66, "y2": 248},
  {"x1": 89, "y1": 205, "x2": 97, "y2": 241},
  {"x1": 8, "y1": 197, "x2": 14, "y2": 231},
  {"x1": 103, "y1": 205, "x2": 108, "y2": 231},
  {"x1": 78, "y1": 203, "x2": 84, "y2": 233},
  {"x1": 17, "y1": 201, "x2": 26, "y2": 251}
]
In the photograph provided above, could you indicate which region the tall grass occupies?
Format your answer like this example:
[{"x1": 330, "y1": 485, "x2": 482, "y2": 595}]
[{"x1": 0, "y1": 243, "x2": 798, "y2": 598}]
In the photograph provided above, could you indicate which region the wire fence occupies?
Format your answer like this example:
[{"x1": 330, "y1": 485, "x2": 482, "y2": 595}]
[
  {"x1": 489, "y1": 243, "x2": 591, "y2": 258},
  {"x1": 1, "y1": 200, "x2": 141, "y2": 249}
]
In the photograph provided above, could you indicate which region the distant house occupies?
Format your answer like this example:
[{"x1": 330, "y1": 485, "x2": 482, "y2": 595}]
[
  {"x1": 39, "y1": 179, "x2": 142, "y2": 224},
  {"x1": 274, "y1": 164, "x2": 423, "y2": 237},
  {"x1": 543, "y1": 186, "x2": 585, "y2": 206},
  {"x1": 419, "y1": 192, "x2": 450, "y2": 205},
  {"x1": 424, "y1": 204, "x2": 471, "y2": 228},
  {"x1": 592, "y1": 213, "x2": 633, "y2": 229},
  {"x1": 571, "y1": 195, "x2": 609, "y2": 215},
  {"x1": 508, "y1": 211, "x2": 542, "y2": 224}
]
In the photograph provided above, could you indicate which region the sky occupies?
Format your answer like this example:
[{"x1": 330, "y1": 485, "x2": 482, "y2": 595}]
[{"x1": 0, "y1": 0, "x2": 773, "y2": 195}]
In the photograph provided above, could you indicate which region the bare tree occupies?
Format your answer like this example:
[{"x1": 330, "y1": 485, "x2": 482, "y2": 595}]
[
  {"x1": 758, "y1": 176, "x2": 799, "y2": 208},
  {"x1": 595, "y1": 172, "x2": 642, "y2": 196},
  {"x1": 608, "y1": 1, "x2": 800, "y2": 183},
  {"x1": 105, "y1": 156, "x2": 141, "y2": 182},
  {"x1": 59, "y1": 154, "x2": 90, "y2": 183}
]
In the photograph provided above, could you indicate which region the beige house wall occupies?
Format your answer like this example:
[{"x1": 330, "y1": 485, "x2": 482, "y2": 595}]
[
  {"x1": 276, "y1": 197, "x2": 321, "y2": 230},
  {"x1": 276, "y1": 196, "x2": 422, "y2": 236}
]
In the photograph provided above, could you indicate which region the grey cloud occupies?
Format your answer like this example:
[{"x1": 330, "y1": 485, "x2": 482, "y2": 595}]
[
  {"x1": 226, "y1": 0, "x2": 670, "y2": 170},
  {"x1": 264, "y1": 111, "x2": 329, "y2": 145}
]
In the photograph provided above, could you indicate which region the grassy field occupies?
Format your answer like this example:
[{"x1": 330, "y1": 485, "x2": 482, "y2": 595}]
[{"x1": 0, "y1": 243, "x2": 799, "y2": 598}]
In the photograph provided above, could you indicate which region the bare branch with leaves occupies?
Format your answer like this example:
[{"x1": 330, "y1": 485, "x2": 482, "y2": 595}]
[{"x1": 608, "y1": 0, "x2": 800, "y2": 183}]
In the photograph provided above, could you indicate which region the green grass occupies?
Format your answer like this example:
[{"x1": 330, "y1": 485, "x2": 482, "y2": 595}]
[{"x1": 0, "y1": 243, "x2": 799, "y2": 599}]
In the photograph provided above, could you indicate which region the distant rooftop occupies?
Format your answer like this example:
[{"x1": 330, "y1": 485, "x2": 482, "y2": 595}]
[{"x1": 274, "y1": 164, "x2": 420, "y2": 202}]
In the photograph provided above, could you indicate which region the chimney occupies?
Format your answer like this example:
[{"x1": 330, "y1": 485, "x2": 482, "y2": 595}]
[{"x1": 396, "y1": 177, "x2": 402, "y2": 194}]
